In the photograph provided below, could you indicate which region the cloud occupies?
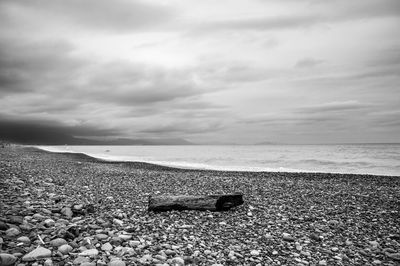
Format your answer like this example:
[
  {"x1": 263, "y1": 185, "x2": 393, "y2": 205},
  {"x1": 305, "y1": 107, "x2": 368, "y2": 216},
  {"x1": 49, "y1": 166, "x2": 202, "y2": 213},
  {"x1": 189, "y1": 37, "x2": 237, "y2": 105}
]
[
  {"x1": 295, "y1": 58, "x2": 324, "y2": 68},
  {"x1": 0, "y1": 0, "x2": 175, "y2": 33},
  {"x1": 0, "y1": 117, "x2": 119, "y2": 144},
  {"x1": 297, "y1": 100, "x2": 374, "y2": 113}
]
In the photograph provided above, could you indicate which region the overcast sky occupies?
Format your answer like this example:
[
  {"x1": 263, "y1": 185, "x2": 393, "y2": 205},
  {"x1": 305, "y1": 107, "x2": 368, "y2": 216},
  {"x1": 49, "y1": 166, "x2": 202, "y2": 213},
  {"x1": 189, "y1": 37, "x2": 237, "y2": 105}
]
[{"x1": 0, "y1": 0, "x2": 399, "y2": 144}]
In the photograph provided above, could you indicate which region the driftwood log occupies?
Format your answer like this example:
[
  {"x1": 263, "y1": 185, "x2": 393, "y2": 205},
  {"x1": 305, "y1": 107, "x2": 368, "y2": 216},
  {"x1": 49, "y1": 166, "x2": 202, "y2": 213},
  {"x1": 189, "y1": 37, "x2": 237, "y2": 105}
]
[{"x1": 148, "y1": 193, "x2": 244, "y2": 212}]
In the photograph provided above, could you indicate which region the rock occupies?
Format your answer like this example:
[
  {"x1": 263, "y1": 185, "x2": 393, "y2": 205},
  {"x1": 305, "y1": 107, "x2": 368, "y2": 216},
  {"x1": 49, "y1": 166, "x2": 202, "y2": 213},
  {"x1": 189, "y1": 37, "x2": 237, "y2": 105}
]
[
  {"x1": 171, "y1": 257, "x2": 185, "y2": 266},
  {"x1": 318, "y1": 260, "x2": 327, "y2": 265},
  {"x1": 32, "y1": 213, "x2": 45, "y2": 220},
  {"x1": 44, "y1": 219, "x2": 55, "y2": 227},
  {"x1": 101, "y1": 242, "x2": 113, "y2": 251},
  {"x1": 44, "y1": 258, "x2": 53, "y2": 266},
  {"x1": 387, "y1": 253, "x2": 400, "y2": 261},
  {"x1": 95, "y1": 234, "x2": 108, "y2": 241},
  {"x1": 61, "y1": 207, "x2": 73, "y2": 219},
  {"x1": 282, "y1": 233, "x2": 295, "y2": 242},
  {"x1": 50, "y1": 238, "x2": 68, "y2": 247},
  {"x1": 79, "y1": 249, "x2": 99, "y2": 257},
  {"x1": 250, "y1": 250, "x2": 260, "y2": 256},
  {"x1": 58, "y1": 244, "x2": 73, "y2": 255},
  {"x1": 0, "y1": 253, "x2": 17, "y2": 266},
  {"x1": 110, "y1": 237, "x2": 122, "y2": 246},
  {"x1": 80, "y1": 262, "x2": 96, "y2": 266},
  {"x1": 8, "y1": 216, "x2": 24, "y2": 225},
  {"x1": 22, "y1": 246, "x2": 52, "y2": 261},
  {"x1": 113, "y1": 219, "x2": 123, "y2": 227},
  {"x1": 0, "y1": 221, "x2": 9, "y2": 230},
  {"x1": 108, "y1": 260, "x2": 126, "y2": 266},
  {"x1": 310, "y1": 233, "x2": 321, "y2": 241},
  {"x1": 73, "y1": 256, "x2": 90, "y2": 265},
  {"x1": 118, "y1": 234, "x2": 132, "y2": 241},
  {"x1": 16, "y1": 236, "x2": 31, "y2": 245},
  {"x1": 5, "y1": 227, "x2": 20, "y2": 237}
]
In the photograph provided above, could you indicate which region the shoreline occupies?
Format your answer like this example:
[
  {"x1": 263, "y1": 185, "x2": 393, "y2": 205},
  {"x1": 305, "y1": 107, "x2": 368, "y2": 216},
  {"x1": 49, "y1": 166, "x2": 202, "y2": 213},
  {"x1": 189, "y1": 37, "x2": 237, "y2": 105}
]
[
  {"x1": 32, "y1": 145, "x2": 400, "y2": 178},
  {"x1": 1, "y1": 145, "x2": 400, "y2": 265}
]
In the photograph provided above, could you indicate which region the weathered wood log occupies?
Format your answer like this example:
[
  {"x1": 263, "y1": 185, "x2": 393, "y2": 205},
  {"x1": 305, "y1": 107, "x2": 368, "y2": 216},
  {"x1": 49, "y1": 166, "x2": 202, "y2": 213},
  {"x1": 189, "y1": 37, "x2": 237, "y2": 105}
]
[{"x1": 148, "y1": 193, "x2": 244, "y2": 212}]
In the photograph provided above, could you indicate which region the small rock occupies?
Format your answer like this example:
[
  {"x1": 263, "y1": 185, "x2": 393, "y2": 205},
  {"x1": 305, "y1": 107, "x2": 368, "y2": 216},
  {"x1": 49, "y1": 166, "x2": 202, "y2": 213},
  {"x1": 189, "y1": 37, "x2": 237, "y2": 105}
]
[
  {"x1": 0, "y1": 253, "x2": 17, "y2": 266},
  {"x1": 58, "y1": 244, "x2": 73, "y2": 255},
  {"x1": 80, "y1": 262, "x2": 96, "y2": 266},
  {"x1": 282, "y1": 233, "x2": 295, "y2": 242},
  {"x1": 22, "y1": 246, "x2": 52, "y2": 261},
  {"x1": 171, "y1": 257, "x2": 185, "y2": 266},
  {"x1": 61, "y1": 207, "x2": 73, "y2": 219},
  {"x1": 95, "y1": 234, "x2": 108, "y2": 241},
  {"x1": 73, "y1": 256, "x2": 90, "y2": 265},
  {"x1": 79, "y1": 249, "x2": 99, "y2": 257},
  {"x1": 318, "y1": 260, "x2": 327, "y2": 266},
  {"x1": 16, "y1": 236, "x2": 31, "y2": 245},
  {"x1": 250, "y1": 250, "x2": 260, "y2": 256},
  {"x1": 387, "y1": 253, "x2": 400, "y2": 261},
  {"x1": 113, "y1": 219, "x2": 123, "y2": 227},
  {"x1": 0, "y1": 221, "x2": 9, "y2": 230},
  {"x1": 101, "y1": 242, "x2": 113, "y2": 251},
  {"x1": 44, "y1": 219, "x2": 55, "y2": 227},
  {"x1": 5, "y1": 227, "x2": 20, "y2": 237},
  {"x1": 44, "y1": 258, "x2": 53, "y2": 266},
  {"x1": 108, "y1": 260, "x2": 126, "y2": 266},
  {"x1": 50, "y1": 238, "x2": 68, "y2": 247}
]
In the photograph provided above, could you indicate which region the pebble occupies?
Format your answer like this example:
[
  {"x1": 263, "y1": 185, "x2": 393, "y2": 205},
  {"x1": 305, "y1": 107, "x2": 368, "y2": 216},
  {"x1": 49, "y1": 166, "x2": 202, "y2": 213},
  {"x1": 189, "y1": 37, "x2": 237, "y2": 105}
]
[
  {"x1": 171, "y1": 257, "x2": 185, "y2": 266},
  {"x1": 0, "y1": 253, "x2": 17, "y2": 266},
  {"x1": 5, "y1": 228, "x2": 20, "y2": 237},
  {"x1": 318, "y1": 260, "x2": 327, "y2": 265},
  {"x1": 22, "y1": 246, "x2": 51, "y2": 261},
  {"x1": 387, "y1": 253, "x2": 400, "y2": 261},
  {"x1": 101, "y1": 242, "x2": 113, "y2": 251},
  {"x1": 50, "y1": 238, "x2": 68, "y2": 247},
  {"x1": 250, "y1": 250, "x2": 260, "y2": 256},
  {"x1": 282, "y1": 233, "x2": 295, "y2": 242},
  {"x1": 108, "y1": 260, "x2": 126, "y2": 266},
  {"x1": 79, "y1": 249, "x2": 99, "y2": 257},
  {"x1": 58, "y1": 244, "x2": 73, "y2": 254},
  {"x1": 16, "y1": 236, "x2": 31, "y2": 245},
  {"x1": 44, "y1": 218, "x2": 55, "y2": 227}
]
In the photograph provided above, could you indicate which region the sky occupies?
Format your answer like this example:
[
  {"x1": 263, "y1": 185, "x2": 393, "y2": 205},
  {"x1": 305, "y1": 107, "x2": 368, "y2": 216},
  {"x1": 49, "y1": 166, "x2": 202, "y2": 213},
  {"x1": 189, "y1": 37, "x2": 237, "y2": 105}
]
[{"x1": 0, "y1": 0, "x2": 399, "y2": 144}]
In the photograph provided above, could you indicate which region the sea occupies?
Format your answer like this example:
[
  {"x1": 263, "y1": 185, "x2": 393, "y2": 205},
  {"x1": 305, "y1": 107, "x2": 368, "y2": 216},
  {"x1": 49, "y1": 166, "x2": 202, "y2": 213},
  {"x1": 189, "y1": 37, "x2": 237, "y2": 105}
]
[{"x1": 37, "y1": 144, "x2": 400, "y2": 176}]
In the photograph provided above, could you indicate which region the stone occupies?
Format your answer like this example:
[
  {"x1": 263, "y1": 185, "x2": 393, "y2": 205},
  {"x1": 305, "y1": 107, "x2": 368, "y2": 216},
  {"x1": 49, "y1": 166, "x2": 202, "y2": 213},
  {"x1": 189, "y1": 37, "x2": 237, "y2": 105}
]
[
  {"x1": 95, "y1": 234, "x2": 108, "y2": 241},
  {"x1": 61, "y1": 207, "x2": 73, "y2": 219},
  {"x1": 79, "y1": 249, "x2": 99, "y2": 257},
  {"x1": 108, "y1": 260, "x2": 126, "y2": 266},
  {"x1": 282, "y1": 233, "x2": 295, "y2": 242},
  {"x1": 387, "y1": 253, "x2": 400, "y2": 261},
  {"x1": 32, "y1": 213, "x2": 45, "y2": 220},
  {"x1": 113, "y1": 219, "x2": 123, "y2": 227},
  {"x1": 101, "y1": 242, "x2": 113, "y2": 251},
  {"x1": 171, "y1": 257, "x2": 185, "y2": 266},
  {"x1": 0, "y1": 253, "x2": 17, "y2": 266},
  {"x1": 73, "y1": 256, "x2": 90, "y2": 265},
  {"x1": 250, "y1": 250, "x2": 260, "y2": 256},
  {"x1": 318, "y1": 260, "x2": 327, "y2": 266},
  {"x1": 44, "y1": 258, "x2": 53, "y2": 266},
  {"x1": 0, "y1": 221, "x2": 9, "y2": 230},
  {"x1": 50, "y1": 238, "x2": 68, "y2": 247},
  {"x1": 22, "y1": 246, "x2": 52, "y2": 261},
  {"x1": 80, "y1": 262, "x2": 96, "y2": 266},
  {"x1": 110, "y1": 237, "x2": 122, "y2": 246},
  {"x1": 17, "y1": 236, "x2": 31, "y2": 245},
  {"x1": 5, "y1": 227, "x2": 20, "y2": 237},
  {"x1": 58, "y1": 244, "x2": 73, "y2": 255},
  {"x1": 8, "y1": 216, "x2": 24, "y2": 225},
  {"x1": 44, "y1": 219, "x2": 55, "y2": 227},
  {"x1": 310, "y1": 233, "x2": 321, "y2": 241}
]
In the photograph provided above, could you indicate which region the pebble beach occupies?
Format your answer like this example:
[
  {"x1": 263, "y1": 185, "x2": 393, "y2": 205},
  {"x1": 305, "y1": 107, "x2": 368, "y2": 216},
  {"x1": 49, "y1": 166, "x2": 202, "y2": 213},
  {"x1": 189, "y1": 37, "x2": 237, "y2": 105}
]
[{"x1": 1, "y1": 145, "x2": 399, "y2": 266}]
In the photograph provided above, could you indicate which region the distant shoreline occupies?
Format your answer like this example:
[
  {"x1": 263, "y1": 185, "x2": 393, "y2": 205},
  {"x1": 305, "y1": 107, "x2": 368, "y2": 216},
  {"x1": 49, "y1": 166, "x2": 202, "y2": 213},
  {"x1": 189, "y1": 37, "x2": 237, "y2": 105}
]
[{"x1": 30, "y1": 145, "x2": 400, "y2": 178}]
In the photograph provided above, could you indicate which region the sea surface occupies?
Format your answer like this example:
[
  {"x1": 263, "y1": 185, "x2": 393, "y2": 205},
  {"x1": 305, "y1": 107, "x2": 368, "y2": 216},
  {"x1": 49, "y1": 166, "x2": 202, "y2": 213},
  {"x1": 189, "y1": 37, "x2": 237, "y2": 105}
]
[{"x1": 37, "y1": 144, "x2": 400, "y2": 176}]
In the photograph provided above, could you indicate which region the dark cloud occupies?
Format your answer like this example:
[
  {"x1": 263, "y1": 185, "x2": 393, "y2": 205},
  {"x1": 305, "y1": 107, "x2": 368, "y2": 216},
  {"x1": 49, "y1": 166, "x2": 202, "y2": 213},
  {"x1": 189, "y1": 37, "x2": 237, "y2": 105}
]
[
  {"x1": 0, "y1": 0, "x2": 175, "y2": 32},
  {"x1": 0, "y1": 118, "x2": 118, "y2": 144}
]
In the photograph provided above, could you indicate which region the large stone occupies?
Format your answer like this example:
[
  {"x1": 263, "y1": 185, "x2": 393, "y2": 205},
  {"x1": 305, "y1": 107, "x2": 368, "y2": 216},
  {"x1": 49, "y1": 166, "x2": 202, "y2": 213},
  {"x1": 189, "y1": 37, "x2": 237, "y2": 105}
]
[
  {"x1": 22, "y1": 246, "x2": 52, "y2": 261},
  {"x1": 101, "y1": 242, "x2": 113, "y2": 252},
  {"x1": 17, "y1": 236, "x2": 31, "y2": 245},
  {"x1": 0, "y1": 253, "x2": 17, "y2": 266},
  {"x1": 61, "y1": 207, "x2": 73, "y2": 219}
]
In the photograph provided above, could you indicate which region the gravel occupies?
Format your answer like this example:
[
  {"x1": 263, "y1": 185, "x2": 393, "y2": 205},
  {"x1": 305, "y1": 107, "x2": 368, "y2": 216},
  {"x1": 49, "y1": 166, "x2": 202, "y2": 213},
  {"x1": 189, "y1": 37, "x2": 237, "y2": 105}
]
[{"x1": 0, "y1": 145, "x2": 399, "y2": 265}]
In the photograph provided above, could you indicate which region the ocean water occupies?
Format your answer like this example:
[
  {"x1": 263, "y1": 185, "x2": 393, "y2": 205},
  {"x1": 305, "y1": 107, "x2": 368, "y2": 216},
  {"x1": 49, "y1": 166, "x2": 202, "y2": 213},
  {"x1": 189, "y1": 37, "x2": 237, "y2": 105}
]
[{"x1": 37, "y1": 144, "x2": 400, "y2": 176}]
